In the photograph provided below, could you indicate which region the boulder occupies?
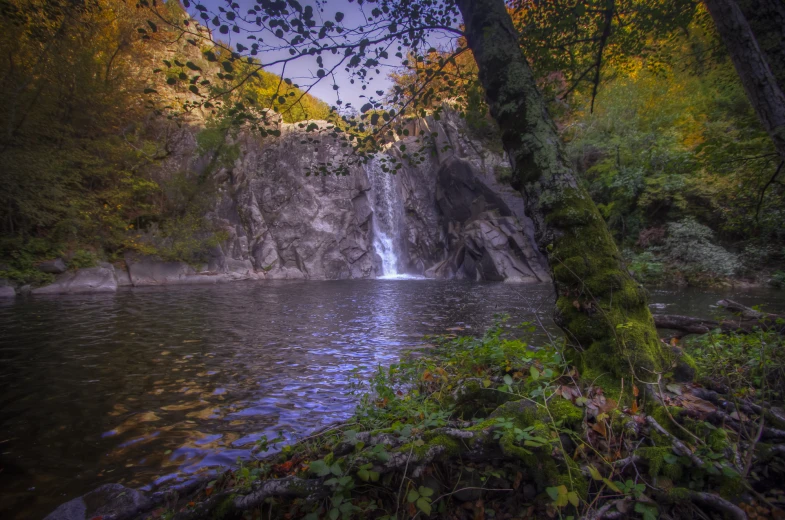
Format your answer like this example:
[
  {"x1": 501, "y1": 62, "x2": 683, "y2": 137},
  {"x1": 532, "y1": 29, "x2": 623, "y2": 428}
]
[
  {"x1": 44, "y1": 483, "x2": 149, "y2": 520},
  {"x1": 32, "y1": 267, "x2": 117, "y2": 295},
  {"x1": 0, "y1": 284, "x2": 15, "y2": 298},
  {"x1": 124, "y1": 254, "x2": 263, "y2": 286},
  {"x1": 37, "y1": 258, "x2": 67, "y2": 274}
]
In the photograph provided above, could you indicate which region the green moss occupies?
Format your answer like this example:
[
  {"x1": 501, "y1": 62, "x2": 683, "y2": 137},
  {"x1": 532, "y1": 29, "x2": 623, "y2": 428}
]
[
  {"x1": 212, "y1": 493, "x2": 236, "y2": 519},
  {"x1": 666, "y1": 487, "x2": 692, "y2": 503},
  {"x1": 418, "y1": 434, "x2": 462, "y2": 457},
  {"x1": 707, "y1": 427, "x2": 730, "y2": 452},
  {"x1": 637, "y1": 446, "x2": 672, "y2": 478},
  {"x1": 546, "y1": 397, "x2": 584, "y2": 427},
  {"x1": 544, "y1": 187, "x2": 668, "y2": 386},
  {"x1": 680, "y1": 352, "x2": 698, "y2": 371},
  {"x1": 718, "y1": 473, "x2": 746, "y2": 498},
  {"x1": 650, "y1": 406, "x2": 684, "y2": 439}
]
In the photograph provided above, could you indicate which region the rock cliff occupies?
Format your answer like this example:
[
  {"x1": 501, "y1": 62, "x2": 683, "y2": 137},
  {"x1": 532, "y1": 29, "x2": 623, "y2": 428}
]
[
  {"x1": 191, "y1": 108, "x2": 550, "y2": 283},
  {"x1": 14, "y1": 109, "x2": 550, "y2": 295}
]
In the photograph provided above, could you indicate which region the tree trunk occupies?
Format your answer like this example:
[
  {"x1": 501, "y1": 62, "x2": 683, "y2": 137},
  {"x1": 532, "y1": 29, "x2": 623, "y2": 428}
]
[
  {"x1": 737, "y1": 0, "x2": 785, "y2": 95},
  {"x1": 704, "y1": 0, "x2": 785, "y2": 162},
  {"x1": 457, "y1": 0, "x2": 668, "y2": 386}
]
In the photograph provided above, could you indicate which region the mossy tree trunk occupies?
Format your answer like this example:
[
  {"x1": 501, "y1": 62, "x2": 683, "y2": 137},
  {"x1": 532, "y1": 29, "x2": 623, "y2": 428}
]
[{"x1": 457, "y1": 0, "x2": 667, "y2": 386}]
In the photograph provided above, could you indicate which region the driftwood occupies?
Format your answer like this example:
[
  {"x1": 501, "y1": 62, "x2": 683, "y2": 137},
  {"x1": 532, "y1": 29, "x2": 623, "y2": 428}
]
[{"x1": 653, "y1": 299, "x2": 784, "y2": 338}]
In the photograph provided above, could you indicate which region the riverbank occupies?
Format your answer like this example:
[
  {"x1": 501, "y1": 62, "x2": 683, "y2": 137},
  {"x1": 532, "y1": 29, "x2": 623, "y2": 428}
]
[{"x1": 45, "y1": 320, "x2": 785, "y2": 520}]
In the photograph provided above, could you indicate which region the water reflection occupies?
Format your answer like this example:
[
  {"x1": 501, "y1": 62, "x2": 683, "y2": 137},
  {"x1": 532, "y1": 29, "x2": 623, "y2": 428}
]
[
  {"x1": 1, "y1": 280, "x2": 783, "y2": 519},
  {"x1": 0, "y1": 280, "x2": 556, "y2": 518}
]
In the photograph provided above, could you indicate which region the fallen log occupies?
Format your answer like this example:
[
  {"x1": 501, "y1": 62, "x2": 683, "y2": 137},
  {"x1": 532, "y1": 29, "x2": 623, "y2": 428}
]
[
  {"x1": 652, "y1": 299, "x2": 784, "y2": 338},
  {"x1": 652, "y1": 314, "x2": 748, "y2": 337}
]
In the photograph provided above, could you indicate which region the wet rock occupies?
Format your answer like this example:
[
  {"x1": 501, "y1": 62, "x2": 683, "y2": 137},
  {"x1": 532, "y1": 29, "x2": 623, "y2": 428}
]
[
  {"x1": 37, "y1": 258, "x2": 67, "y2": 274},
  {"x1": 423, "y1": 159, "x2": 549, "y2": 283},
  {"x1": 0, "y1": 283, "x2": 15, "y2": 298},
  {"x1": 139, "y1": 106, "x2": 546, "y2": 282},
  {"x1": 453, "y1": 482, "x2": 483, "y2": 502},
  {"x1": 32, "y1": 267, "x2": 117, "y2": 295},
  {"x1": 44, "y1": 483, "x2": 149, "y2": 520},
  {"x1": 124, "y1": 254, "x2": 263, "y2": 286},
  {"x1": 522, "y1": 483, "x2": 537, "y2": 501}
]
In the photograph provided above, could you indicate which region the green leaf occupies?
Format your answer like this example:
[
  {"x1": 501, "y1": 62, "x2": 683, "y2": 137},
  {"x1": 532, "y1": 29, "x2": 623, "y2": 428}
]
[
  {"x1": 503, "y1": 374, "x2": 513, "y2": 385},
  {"x1": 419, "y1": 486, "x2": 434, "y2": 497},
  {"x1": 309, "y1": 460, "x2": 331, "y2": 477},
  {"x1": 530, "y1": 366, "x2": 540, "y2": 380},
  {"x1": 222, "y1": 61, "x2": 233, "y2": 73},
  {"x1": 567, "y1": 491, "x2": 580, "y2": 507},
  {"x1": 416, "y1": 497, "x2": 432, "y2": 515},
  {"x1": 546, "y1": 487, "x2": 560, "y2": 501},
  {"x1": 588, "y1": 465, "x2": 602, "y2": 481},
  {"x1": 335, "y1": 12, "x2": 344, "y2": 22},
  {"x1": 603, "y1": 478, "x2": 621, "y2": 493},
  {"x1": 407, "y1": 489, "x2": 420, "y2": 503}
]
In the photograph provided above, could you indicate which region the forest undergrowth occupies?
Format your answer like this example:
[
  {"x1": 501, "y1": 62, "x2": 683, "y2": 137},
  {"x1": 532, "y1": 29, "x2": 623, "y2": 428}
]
[{"x1": 139, "y1": 316, "x2": 785, "y2": 520}]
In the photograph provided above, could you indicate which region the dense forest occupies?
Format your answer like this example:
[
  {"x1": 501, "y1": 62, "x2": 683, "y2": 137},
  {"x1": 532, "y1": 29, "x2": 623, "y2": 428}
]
[{"x1": 1, "y1": 0, "x2": 783, "y2": 288}]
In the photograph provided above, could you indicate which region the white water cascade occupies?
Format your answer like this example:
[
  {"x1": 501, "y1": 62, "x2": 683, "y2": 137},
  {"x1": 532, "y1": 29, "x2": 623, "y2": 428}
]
[{"x1": 368, "y1": 158, "x2": 414, "y2": 279}]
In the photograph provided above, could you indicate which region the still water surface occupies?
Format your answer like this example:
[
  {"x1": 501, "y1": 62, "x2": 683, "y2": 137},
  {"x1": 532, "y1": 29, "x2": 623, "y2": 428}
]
[{"x1": 0, "y1": 280, "x2": 783, "y2": 518}]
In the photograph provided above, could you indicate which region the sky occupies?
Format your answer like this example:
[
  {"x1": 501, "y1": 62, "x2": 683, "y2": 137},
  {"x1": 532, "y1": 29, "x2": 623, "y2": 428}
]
[{"x1": 186, "y1": 0, "x2": 461, "y2": 110}]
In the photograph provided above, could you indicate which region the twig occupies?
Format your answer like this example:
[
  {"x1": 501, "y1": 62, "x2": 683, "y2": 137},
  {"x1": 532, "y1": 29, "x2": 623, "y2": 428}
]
[
  {"x1": 645, "y1": 416, "x2": 705, "y2": 468},
  {"x1": 755, "y1": 160, "x2": 784, "y2": 221}
]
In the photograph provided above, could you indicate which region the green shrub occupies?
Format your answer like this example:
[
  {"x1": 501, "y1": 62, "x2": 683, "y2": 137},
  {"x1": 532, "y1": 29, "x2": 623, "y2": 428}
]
[
  {"x1": 69, "y1": 249, "x2": 98, "y2": 269},
  {"x1": 624, "y1": 250, "x2": 665, "y2": 284},
  {"x1": 658, "y1": 218, "x2": 740, "y2": 280},
  {"x1": 770, "y1": 271, "x2": 785, "y2": 289},
  {"x1": 685, "y1": 329, "x2": 785, "y2": 401}
]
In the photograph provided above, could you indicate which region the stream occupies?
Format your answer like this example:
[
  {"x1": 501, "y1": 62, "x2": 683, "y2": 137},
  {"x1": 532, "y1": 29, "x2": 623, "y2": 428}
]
[{"x1": 1, "y1": 281, "x2": 783, "y2": 518}]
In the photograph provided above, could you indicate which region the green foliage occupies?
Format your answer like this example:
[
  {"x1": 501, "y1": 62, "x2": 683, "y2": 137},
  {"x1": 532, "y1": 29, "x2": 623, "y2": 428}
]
[
  {"x1": 564, "y1": 33, "x2": 783, "y2": 282},
  {"x1": 0, "y1": 237, "x2": 59, "y2": 285},
  {"x1": 69, "y1": 249, "x2": 98, "y2": 269},
  {"x1": 657, "y1": 218, "x2": 740, "y2": 280},
  {"x1": 624, "y1": 250, "x2": 665, "y2": 284},
  {"x1": 685, "y1": 329, "x2": 785, "y2": 401}
]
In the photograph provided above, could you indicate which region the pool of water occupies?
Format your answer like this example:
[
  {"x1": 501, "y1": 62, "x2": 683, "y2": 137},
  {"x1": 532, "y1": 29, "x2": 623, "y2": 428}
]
[{"x1": 0, "y1": 280, "x2": 782, "y2": 518}]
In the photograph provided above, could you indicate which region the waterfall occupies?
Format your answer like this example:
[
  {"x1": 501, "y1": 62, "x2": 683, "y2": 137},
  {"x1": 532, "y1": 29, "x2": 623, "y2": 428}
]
[{"x1": 368, "y1": 158, "x2": 409, "y2": 279}]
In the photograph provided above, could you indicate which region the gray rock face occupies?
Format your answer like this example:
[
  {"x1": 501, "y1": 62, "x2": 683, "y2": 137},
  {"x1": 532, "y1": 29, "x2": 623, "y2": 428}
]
[
  {"x1": 44, "y1": 483, "x2": 149, "y2": 520},
  {"x1": 194, "y1": 109, "x2": 549, "y2": 282},
  {"x1": 32, "y1": 107, "x2": 549, "y2": 293},
  {"x1": 125, "y1": 253, "x2": 262, "y2": 286},
  {"x1": 32, "y1": 267, "x2": 117, "y2": 295},
  {"x1": 37, "y1": 258, "x2": 67, "y2": 274},
  {"x1": 0, "y1": 283, "x2": 15, "y2": 298}
]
